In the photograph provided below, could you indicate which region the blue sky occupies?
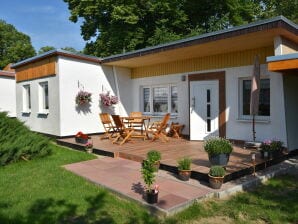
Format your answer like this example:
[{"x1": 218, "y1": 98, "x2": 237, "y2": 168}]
[{"x1": 0, "y1": 0, "x2": 86, "y2": 52}]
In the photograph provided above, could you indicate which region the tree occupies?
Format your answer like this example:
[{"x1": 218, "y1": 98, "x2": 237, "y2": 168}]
[
  {"x1": 64, "y1": 0, "x2": 188, "y2": 57},
  {"x1": 38, "y1": 46, "x2": 55, "y2": 55},
  {"x1": 61, "y1": 47, "x2": 80, "y2": 53},
  {"x1": 0, "y1": 20, "x2": 36, "y2": 69},
  {"x1": 257, "y1": 0, "x2": 298, "y2": 23},
  {"x1": 64, "y1": 0, "x2": 297, "y2": 57}
]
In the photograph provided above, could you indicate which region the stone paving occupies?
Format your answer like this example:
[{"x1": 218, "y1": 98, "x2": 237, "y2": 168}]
[{"x1": 64, "y1": 155, "x2": 297, "y2": 216}]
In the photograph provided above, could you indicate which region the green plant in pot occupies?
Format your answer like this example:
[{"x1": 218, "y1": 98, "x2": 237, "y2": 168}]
[
  {"x1": 177, "y1": 157, "x2": 192, "y2": 181},
  {"x1": 204, "y1": 137, "x2": 233, "y2": 166},
  {"x1": 141, "y1": 159, "x2": 159, "y2": 204},
  {"x1": 260, "y1": 139, "x2": 283, "y2": 159},
  {"x1": 147, "y1": 150, "x2": 161, "y2": 172},
  {"x1": 208, "y1": 165, "x2": 225, "y2": 189}
]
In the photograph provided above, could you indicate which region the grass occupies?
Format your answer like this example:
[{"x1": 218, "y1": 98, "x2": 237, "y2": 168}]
[
  {"x1": 0, "y1": 143, "x2": 297, "y2": 224},
  {"x1": 0, "y1": 144, "x2": 156, "y2": 224},
  {"x1": 165, "y1": 174, "x2": 298, "y2": 224}
]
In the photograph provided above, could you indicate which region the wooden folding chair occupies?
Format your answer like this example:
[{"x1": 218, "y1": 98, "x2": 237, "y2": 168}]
[
  {"x1": 111, "y1": 115, "x2": 134, "y2": 145},
  {"x1": 99, "y1": 113, "x2": 116, "y2": 140},
  {"x1": 129, "y1": 111, "x2": 144, "y2": 133},
  {"x1": 147, "y1": 113, "x2": 170, "y2": 142}
]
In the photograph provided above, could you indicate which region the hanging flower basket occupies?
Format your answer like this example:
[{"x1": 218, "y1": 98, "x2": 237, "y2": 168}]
[
  {"x1": 100, "y1": 91, "x2": 118, "y2": 107},
  {"x1": 75, "y1": 90, "x2": 92, "y2": 106}
]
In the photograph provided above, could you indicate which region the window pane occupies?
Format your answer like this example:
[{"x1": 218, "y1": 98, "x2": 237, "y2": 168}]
[
  {"x1": 44, "y1": 83, "x2": 49, "y2": 109},
  {"x1": 143, "y1": 88, "x2": 150, "y2": 112},
  {"x1": 259, "y1": 79, "x2": 270, "y2": 116},
  {"x1": 243, "y1": 80, "x2": 251, "y2": 115},
  {"x1": 23, "y1": 85, "x2": 31, "y2": 110},
  {"x1": 171, "y1": 86, "x2": 178, "y2": 113},
  {"x1": 153, "y1": 87, "x2": 168, "y2": 112},
  {"x1": 242, "y1": 79, "x2": 270, "y2": 116}
]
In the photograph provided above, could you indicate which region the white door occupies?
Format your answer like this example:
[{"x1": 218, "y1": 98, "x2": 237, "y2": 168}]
[{"x1": 190, "y1": 80, "x2": 219, "y2": 140}]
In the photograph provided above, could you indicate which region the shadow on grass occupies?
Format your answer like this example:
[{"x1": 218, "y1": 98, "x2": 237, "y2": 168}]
[{"x1": 0, "y1": 192, "x2": 156, "y2": 224}]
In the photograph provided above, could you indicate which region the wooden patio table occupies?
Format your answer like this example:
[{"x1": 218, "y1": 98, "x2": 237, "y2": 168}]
[{"x1": 121, "y1": 116, "x2": 151, "y2": 139}]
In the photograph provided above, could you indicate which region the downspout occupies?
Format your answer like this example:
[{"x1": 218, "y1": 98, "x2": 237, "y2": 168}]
[{"x1": 112, "y1": 66, "x2": 121, "y2": 114}]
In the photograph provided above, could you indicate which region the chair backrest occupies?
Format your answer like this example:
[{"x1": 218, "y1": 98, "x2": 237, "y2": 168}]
[
  {"x1": 111, "y1": 115, "x2": 125, "y2": 131},
  {"x1": 99, "y1": 113, "x2": 112, "y2": 125},
  {"x1": 130, "y1": 112, "x2": 142, "y2": 122},
  {"x1": 157, "y1": 113, "x2": 170, "y2": 133}
]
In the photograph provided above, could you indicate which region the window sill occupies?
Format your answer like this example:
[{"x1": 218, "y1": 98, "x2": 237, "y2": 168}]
[
  {"x1": 237, "y1": 118, "x2": 270, "y2": 124},
  {"x1": 37, "y1": 111, "x2": 49, "y2": 116},
  {"x1": 21, "y1": 111, "x2": 31, "y2": 115}
]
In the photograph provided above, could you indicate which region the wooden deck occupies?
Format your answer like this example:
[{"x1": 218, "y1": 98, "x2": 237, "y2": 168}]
[{"x1": 57, "y1": 135, "x2": 288, "y2": 182}]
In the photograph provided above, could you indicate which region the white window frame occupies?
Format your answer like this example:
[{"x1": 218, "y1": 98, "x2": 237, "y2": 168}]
[
  {"x1": 238, "y1": 77, "x2": 270, "y2": 121},
  {"x1": 141, "y1": 84, "x2": 178, "y2": 115},
  {"x1": 22, "y1": 84, "x2": 31, "y2": 113},
  {"x1": 38, "y1": 81, "x2": 49, "y2": 114}
]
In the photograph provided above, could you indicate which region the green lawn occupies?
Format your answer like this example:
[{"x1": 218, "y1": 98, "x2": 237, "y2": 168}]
[{"x1": 0, "y1": 144, "x2": 297, "y2": 224}]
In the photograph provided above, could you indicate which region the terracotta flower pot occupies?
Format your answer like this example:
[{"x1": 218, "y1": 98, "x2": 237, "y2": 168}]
[
  {"x1": 178, "y1": 170, "x2": 191, "y2": 181},
  {"x1": 208, "y1": 174, "x2": 224, "y2": 189}
]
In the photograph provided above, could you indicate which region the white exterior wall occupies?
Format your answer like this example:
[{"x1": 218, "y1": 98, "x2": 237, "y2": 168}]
[
  {"x1": 16, "y1": 75, "x2": 60, "y2": 135},
  {"x1": 128, "y1": 65, "x2": 287, "y2": 145},
  {"x1": 0, "y1": 76, "x2": 16, "y2": 117},
  {"x1": 58, "y1": 57, "x2": 131, "y2": 136},
  {"x1": 131, "y1": 74, "x2": 189, "y2": 133},
  {"x1": 225, "y1": 65, "x2": 287, "y2": 145}
]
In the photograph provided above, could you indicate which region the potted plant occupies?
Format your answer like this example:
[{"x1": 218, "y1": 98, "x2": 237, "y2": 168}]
[
  {"x1": 75, "y1": 131, "x2": 89, "y2": 144},
  {"x1": 260, "y1": 139, "x2": 271, "y2": 159},
  {"x1": 204, "y1": 137, "x2": 233, "y2": 166},
  {"x1": 99, "y1": 91, "x2": 119, "y2": 107},
  {"x1": 75, "y1": 90, "x2": 92, "y2": 106},
  {"x1": 208, "y1": 165, "x2": 225, "y2": 189},
  {"x1": 141, "y1": 159, "x2": 159, "y2": 204},
  {"x1": 85, "y1": 142, "x2": 93, "y2": 153},
  {"x1": 147, "y1": 150, "x2": 161, "y2": 171},
  {"x1": 177, "y1": 157, "x2": 192, "y2": 181}
]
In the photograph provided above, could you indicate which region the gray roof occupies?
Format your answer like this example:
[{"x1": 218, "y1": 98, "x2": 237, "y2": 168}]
[
  {"x1": 102, "y1": 16, "x2": 297, "y2": 63},
  {"x1": 267, "y1": 53, "x2": 298, "y2": 62},
  {"x1": 12, "y1": 49, "x2": 101, "y2": 68}
]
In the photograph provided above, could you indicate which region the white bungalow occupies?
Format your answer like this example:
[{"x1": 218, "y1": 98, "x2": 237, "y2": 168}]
[
  {"x1": 0, "y1": 69, "x2": 16, "y2": 117},
  {"x1": 12, "y1": 16, "x2": 298, "y2": 150}
]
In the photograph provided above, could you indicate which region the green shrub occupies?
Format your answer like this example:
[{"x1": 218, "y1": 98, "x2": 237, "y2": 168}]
[
  {"x1": 141, "y1": 159, "x2": 156, "y2": 191},
  {"x1": 204, "y1": 137, "x2": 233, "y2": 155},
  {"x1": 147, "y1": 150, "x2": 161, "y2": 163},
  {"x1": 177, "y1": 157, "x2": 192, "y2": 170},
  {"x1": 209, "y1": 166, "x2": 225, "y2": 177},
  {"x1": 0, "y1": 112, "x2": 51, "y2": 165}
]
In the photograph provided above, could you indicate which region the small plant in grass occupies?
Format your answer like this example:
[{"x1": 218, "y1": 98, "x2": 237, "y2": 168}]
[
  {"x1": 209, "y1": 166, "x2": 225, "y2": 177},
  {"x1": 177, "y1": 157, "x2": 192, "y2": 171},
  {"x1": 204, "y1": 137, "x2": 233, "y2": 155}
]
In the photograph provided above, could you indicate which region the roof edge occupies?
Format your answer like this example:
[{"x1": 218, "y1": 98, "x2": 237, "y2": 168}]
[
  {"x1": 11, "y1": 49, "x2": 101, "y2": 69},
  {"x1": 267, "y1": 53, "x2": 298, "y2": 62},
  {"x1": 0, "y1": 70, "x2": 15, "y2": 78},
  {"x1": 102, "y1": 16, "x2": 297, "y2": 63}
]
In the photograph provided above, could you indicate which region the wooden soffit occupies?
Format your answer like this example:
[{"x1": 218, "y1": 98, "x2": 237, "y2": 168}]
[{"x1": 103, "y1": 26, "x2": 298, "y2": 68}]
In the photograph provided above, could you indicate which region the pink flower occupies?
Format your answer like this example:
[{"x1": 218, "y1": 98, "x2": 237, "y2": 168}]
[
  {"x1": 154, "y1": 184, "x2": 159, "y2": 193},
  {"x1": 100, "y1": 91, "x2": 119, "y2": 106}
]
